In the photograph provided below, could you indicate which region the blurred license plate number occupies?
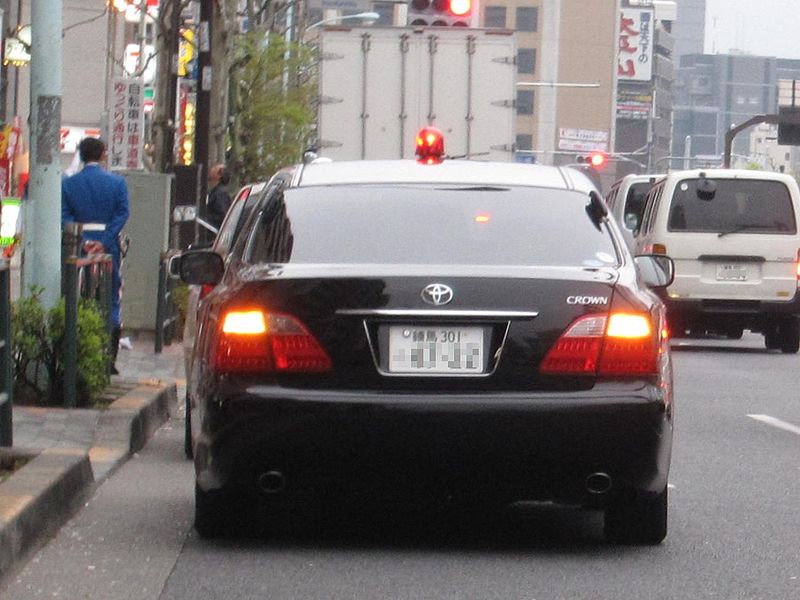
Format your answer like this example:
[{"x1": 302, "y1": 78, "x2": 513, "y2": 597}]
[
  {"x1": 388, "y1": 326, "x2": 484, "y2": 373},
  {"x1": 716, "y1": 263, "x2": 747, "y2": 281}
]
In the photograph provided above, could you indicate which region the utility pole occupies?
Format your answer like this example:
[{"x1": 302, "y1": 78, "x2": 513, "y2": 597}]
[
  {"x1": 195, "y1": 0, "x2": 213, "y2": 243},
  {"x1": 23, "y1": 0, "x2": 62, "y2": 308}
]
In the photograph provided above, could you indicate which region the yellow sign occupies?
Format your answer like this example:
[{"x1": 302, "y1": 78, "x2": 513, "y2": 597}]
[{"x1": 179, "y1": 29, "x2": 195, "y2": 77}]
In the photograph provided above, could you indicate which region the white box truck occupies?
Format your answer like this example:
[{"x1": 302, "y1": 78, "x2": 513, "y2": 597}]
[{"x1": 317, "y1": 26, "x2": 517, "y2": 161}]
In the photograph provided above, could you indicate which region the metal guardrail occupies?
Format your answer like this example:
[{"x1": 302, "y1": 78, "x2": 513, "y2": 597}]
[
  {"x1": 0, "y1": 259, "x2": 12, "y2": 446},
  {"x1": 62, "y1": 224, "x2": 114, "y2": 409},
  {"x1": 155, "y1": 251, "x2": 182, "y2": 354}
]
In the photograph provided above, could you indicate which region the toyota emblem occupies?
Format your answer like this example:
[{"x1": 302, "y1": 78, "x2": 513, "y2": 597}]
[{"x1": 421, "y1": 283, "x2": 454, "y2": 306}]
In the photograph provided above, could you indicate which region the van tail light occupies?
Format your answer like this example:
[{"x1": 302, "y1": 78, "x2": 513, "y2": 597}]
[
  {"x1": 796, "y1": 249, "x2": 800, "y2": 283},
  {"x1": 651, "y1": 243, "x2": 667, "y2": 255},
  {"x1": 212, "y1": 309, "x2": 332, "y2": 374},
  {"x1": 540, "y1": 312, "x2": 659, "y2": 376}
]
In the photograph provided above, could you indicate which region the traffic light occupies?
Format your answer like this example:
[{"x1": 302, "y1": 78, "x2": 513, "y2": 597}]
[
  {"x1": 407, "y1": 0, "x2": 476, "y2": 27},
  {"x1": 576, "y1": 151, "x2": 608, "y2": 170}
]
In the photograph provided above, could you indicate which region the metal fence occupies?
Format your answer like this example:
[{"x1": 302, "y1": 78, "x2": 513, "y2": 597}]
[
  {"x1": 62, "y1": 224, "x2": 114, "y2": 409},
  {"x1": 0, "y1": 259, "x2": 12, "y2": 446}
]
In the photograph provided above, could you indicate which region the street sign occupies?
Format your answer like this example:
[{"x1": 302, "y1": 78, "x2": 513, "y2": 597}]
[
  {"x1": 306, "y1": 0, "x2": 373, "y2": 11},
  {"x1": 778, "y1": 106, "x2": 800, "y2": 146}
]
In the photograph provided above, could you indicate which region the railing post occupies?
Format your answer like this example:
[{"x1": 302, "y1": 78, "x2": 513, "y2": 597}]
[
  {"x1": 0, "y1": 260, "x2": 12, "y2": 446},
  {"x1": 155, "y1": 255, "x2": 167, "y2": 354},
  {"x1": 63, "y1": 258, "x2": 79, "y2": 409}
]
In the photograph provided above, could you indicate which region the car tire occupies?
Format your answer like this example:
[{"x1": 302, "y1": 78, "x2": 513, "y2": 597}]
[
  {"x1": 726, "y1": 327, "x2": 743, "y2": 340},
  {"x1": 194, "y1": 483, "x2": 228, "y2": 538},
  {"x1": 765, "y1": 328, "x2": 780, "y2": 350},
  {"x1": 184, "y1": 394, "x2": 193, "y2": 460},
  {"x1": 779, "y1": 318, "x2": 800, "y2": 354},
  {"x1": 604, "y1": 486, "x2": 668, "y2": 545}
]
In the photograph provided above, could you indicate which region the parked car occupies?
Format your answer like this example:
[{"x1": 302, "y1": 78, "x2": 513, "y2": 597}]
[
  {"x1": 605, "y1": 173, "x2": 664, "y2": 250},
  {"x1": 180, "y1": 133, "x2": 675, "y2": 544},
  {"x1": 635, "y1": 168, "x2": 800, "y2": 351},
  {"x1": 181, "y1": 180, "x2": 270, "y2": 456}
]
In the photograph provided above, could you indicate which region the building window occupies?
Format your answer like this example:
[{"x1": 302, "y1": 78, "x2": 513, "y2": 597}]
[
  {"x1": 517, "y1": 90, "x2": 534, "y2": 115},
  {"x1": 516, "y1": 134, "x2": 533, "y2": 151},
  {"x1": 484, "y1": 6, "x2": 507, "y2": 28},
  {"x1": 516, "y1": 7, "x2": 538, "y2": 32},
  {"x1": 518, "y1": 48, "x2": 536, "y2": 74}
]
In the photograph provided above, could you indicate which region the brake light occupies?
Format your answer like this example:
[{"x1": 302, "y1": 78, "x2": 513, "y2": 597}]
[
  {"x1": 796, "y1": 249, "x2": 800, "y2": 282},
  {"x1": 540, "y1": 312, "x2": 658, "y2": 376},
  {"x1": 652, "y1": 243, "x2": 667, "y2": 255},
  {"x1": 212, "y1": 310, "x2": 332, "y2": 374}
]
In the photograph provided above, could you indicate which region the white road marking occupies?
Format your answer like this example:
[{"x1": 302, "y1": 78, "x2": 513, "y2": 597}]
[{"x1": 747, "y1": 414, "x2": 800, "y2": 436}]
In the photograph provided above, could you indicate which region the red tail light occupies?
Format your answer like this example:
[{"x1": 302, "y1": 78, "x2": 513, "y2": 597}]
[
  {"x1": 540, "y1": 312, "x2": 659, "y2": 376},
  {"x1": 796, "y1": 249, "x2": 800, "y2": 283},
  {"x1": 212, "y1": 310, "x2": 332, "y2": 374}
]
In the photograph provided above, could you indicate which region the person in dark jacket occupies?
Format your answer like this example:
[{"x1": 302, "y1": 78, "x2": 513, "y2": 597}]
[
  {"x1": 62, "y1": 137, "x2": 130, "y2": 374},
  {"x1": 207, "y1": 163, "x2": 232, "y2": 231}
]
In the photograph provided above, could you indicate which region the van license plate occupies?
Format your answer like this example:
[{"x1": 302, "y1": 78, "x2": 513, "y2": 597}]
[
  {"x1": 388, "y1": 325, "x2": 484, "y2": 373},
  {"x1": 716, "y1": 264, "x2": 747, "y2": 281}
]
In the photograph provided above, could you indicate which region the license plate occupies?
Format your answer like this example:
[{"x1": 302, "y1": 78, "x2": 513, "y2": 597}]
[
  {"x1": 716, "y1": 263, "x2": 748, "y2": 281},
  {"x1": 388, "y1": 325, "x2": 484, "y2": 374}
]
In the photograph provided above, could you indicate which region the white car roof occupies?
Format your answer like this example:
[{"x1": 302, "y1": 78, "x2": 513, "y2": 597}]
[
  {"x1": 662, "y1": 168, "x2": 797, "y2": 184},
  {"x1": 293, "y1": 159, "x2": 598, "y2": 192}
]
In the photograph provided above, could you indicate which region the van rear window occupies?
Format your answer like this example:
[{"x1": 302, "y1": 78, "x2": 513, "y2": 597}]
[{"x1": 668, "y1": 178, "x2": 797, "y2": 234}]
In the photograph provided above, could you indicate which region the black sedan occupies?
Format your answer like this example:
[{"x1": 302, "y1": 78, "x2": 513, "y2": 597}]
[{"x1": 180, "y1": 156, "x2": 675, "y2": 544}]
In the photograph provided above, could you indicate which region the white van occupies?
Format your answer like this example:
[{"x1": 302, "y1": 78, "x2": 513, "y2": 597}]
[
  {"x1": 635, "y1": 169, "x2": 800, "y2": 352},
  {"x1": 605, "y1": 174, "x2": 664, "y2": 249}
]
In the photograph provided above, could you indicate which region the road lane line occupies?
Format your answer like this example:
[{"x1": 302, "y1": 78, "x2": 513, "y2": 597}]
[{"x1": 747, "y1": 414, "x2": 800, "y2": 436}]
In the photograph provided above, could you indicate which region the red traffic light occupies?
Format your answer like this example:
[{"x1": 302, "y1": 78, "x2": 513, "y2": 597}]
[
  {"x1": 450, "y1": 0, "x2": 472, "y2": 16},
  {"x1": 589, "y1": 152, "x2": 607, "y2": 168},
  {"x1": 416, "y1": 126, "x2": 445, "y2": 164},
  {"x1": 576, "y1": 152, "x2": 608, "y2": 169}
]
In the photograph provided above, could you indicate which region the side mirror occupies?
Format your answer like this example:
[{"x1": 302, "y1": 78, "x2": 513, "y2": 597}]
[
  {"x1": 179, "y1": 250, "x2": 225, "y2": 286},
  {"x1": 634, "y1": 254, "x2": 675, "y2": 288}
]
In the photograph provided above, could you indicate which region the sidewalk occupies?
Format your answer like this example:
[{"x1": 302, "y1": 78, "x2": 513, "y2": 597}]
[{"x1": 1, "y1": 332, "x2": 184, "y2": 578}]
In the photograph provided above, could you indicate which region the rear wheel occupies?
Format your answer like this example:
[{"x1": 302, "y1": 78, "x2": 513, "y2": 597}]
[
  {"x1": 604, "y1": 486, "x2": 668, "y2": 545},
  {"x1": 195, "y1": 484, "x2": 256, "y2": 538},
  {"x1": 779, "y1": 318, "x2": 800, "y2": 354},
  {"x1": 195, "y1": 484, "x2": 228, "y2": 538},
  {"x1": 184, "y1": 395, "x2": 193, "y2": 460},
  {"x1": 725, "y1": 327, "x2": 743, "y2": 340}
]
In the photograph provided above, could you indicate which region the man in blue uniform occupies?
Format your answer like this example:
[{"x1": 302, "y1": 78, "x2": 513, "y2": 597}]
[{"x1": 62, "y1": 137, "x2": 130, "y2": 374}]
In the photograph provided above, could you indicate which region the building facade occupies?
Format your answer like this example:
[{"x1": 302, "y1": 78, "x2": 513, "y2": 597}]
[
  {"x1": 478, "y1": 0, "x2": 618, "y2": 176},
  {"x1": 672, "y1": 53, "x2": 800, "y2": 169}
]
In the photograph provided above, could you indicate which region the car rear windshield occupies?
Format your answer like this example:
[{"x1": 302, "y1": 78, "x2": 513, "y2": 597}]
[
  {"x1": 246, "y1": 185, "x2": 619, "y2": 267},
  {"x1": 668, "y1": 178, "x2": 797, "y2": 234}
]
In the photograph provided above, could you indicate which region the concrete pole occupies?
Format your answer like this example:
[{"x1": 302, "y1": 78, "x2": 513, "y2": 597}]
[{"x1": 22, "y1": 0, "x2": 62, "y2": 308}]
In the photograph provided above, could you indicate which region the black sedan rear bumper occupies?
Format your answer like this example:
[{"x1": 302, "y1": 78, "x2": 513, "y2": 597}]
[{"x1": 194, "y1": 383, "x2": 673, "y2": 508}]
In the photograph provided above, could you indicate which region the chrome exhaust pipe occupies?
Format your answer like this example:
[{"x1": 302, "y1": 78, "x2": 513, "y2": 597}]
[
  {"x1": 258, "y1": 471, "x2": 286, "y2": 494},
  {"x1": 585, "y1": 472, "x2": 612, "y2": 495}
]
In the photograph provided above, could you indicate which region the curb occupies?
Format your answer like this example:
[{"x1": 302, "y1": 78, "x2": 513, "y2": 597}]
[{"x1": 0, "y1": 380, "x2": 177, "y2": 580}]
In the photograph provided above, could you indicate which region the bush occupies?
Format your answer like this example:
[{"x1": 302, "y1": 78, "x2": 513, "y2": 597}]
[{"x1": 12, "y1": 287, "x2": 110, "y2": 406}]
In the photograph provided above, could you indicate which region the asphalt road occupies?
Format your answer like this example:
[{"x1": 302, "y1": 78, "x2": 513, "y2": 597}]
[{"x1": 2, "y1": 333, "x2": 800, "y2": 599}]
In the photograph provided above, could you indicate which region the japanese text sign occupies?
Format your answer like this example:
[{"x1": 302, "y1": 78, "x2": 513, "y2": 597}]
[
  {"x1": 109, "y1": 77, "x2": 145, "y2": 170},
  {"x1": 618, "y1": 9, "x2": 653, "y2": 82}
]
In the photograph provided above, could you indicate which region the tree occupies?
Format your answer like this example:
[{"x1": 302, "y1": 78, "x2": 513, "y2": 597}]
[{"x1": 228, "y1": 31, "x2": 316, "y2": 182}]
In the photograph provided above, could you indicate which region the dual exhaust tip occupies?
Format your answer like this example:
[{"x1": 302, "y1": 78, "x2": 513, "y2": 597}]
[
  {"x1": 585, "y1": 472, "x2": 613, "y2": 495},
  {"x1": 257, "y1": 471, "x2": 286, "y2": 494}
]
